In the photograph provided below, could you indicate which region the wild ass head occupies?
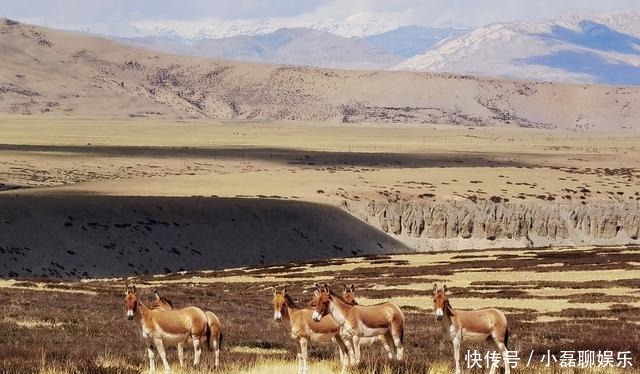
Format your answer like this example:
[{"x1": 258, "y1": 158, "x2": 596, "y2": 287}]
[
  {"x1": 124, "y1": 285, "x2": 139, "y2": 320},
  {"x1": 271, "y1": 286, "x2": 289, "y2": 321},
  {"x1": 433, "y1": 284, "x2": 454, "y2": 321},
  {"x1": 342, "y1": 284, "x2": 357, "y2": 305},
  {"x1": 312, "y1": 284, "x2": 332, "y2": 322}
]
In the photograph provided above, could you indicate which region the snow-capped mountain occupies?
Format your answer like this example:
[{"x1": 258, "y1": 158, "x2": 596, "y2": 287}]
[
  {"x1": 25, "y1": 9, "x2": 640, "y2": 85},
  {"x1": 393, "y1": 10, "x2": 640, "y2": 85},
  {"x1": 132, "y1": 13, "x2": 400, "y2": 39},
  {"x1": 116, "y1": 22, "x2": 466, "y2": 70},
  {"x1": 119, "y1": 28, "x2": 403, "y2": 70}
]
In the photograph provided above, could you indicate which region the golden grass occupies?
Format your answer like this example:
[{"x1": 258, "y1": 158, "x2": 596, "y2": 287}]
[
  {"x1": 229, "y1": 346, "x2": 289, "y2": 355},
  {"x1": 0, "y1": 118, "x2": 635, "y2": 153},
  {"x1": 525, "y1": 287, "x2": 638, "y2": 298},
  {"x1": 149, "y1": 274, "x2": 334, "y2": 285},
  {"x1": 3, "y1": 120, "x2": 639, "y2": 205},
  {"x1": 220, "y1": 359, "x2": 339, "y2": 374},
  {"x1": 357, "y1": 295, "x2": 635, "y2": 313},
  {"x1": 94, "y1": 355, "x2": 140, "y2": 371},
  {"x1": 442, "y1": 269, "x2": 640, "y2": 287},
  {"x1": 535, "y1": 315, "x2": 620, "y2": 323},
  {"x1": 0, "y1": 280, "x2": 97, "y2": 295},
  {"x1": 2, "y1": 246, "x2": 638, "y2": 374},
  {"x1": 4, "y1": 317, "x2": 67, "y2": 329}
]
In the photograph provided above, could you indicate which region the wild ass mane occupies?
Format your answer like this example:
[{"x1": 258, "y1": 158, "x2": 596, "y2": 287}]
[{"x1": 283, "y1": 293, "x2": 298, "y2": 309}]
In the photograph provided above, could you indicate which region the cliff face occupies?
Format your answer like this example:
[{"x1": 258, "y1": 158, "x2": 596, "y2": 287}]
[{"x1": 343, "y1": 199, "x2": 640, "y2": 250}]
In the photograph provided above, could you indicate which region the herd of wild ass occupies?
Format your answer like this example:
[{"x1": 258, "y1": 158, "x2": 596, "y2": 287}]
[{"x1": 124, "y1": 283, "x2": 510, "y2": 374}]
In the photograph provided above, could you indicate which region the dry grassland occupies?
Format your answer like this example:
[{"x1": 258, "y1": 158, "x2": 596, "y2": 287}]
[
  {"x1": 0, "y1": 246, "x2": 638, "y2": 373},
  {"x1": 1, "y1": 119, "x2": 638, "y2": 206}
]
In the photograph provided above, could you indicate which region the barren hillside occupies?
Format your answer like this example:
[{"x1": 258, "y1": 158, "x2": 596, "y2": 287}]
[
  {"x1": 0, "y1": 195, "x2": 409, "y2": 278},
  {"x1": 1, "y1": 18, "x2": 639, "y2": 130}
]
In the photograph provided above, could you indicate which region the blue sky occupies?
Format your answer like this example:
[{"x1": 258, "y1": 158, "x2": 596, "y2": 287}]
[{"x1": 1, "y1": 0, "x2": 639, "y2": 28}]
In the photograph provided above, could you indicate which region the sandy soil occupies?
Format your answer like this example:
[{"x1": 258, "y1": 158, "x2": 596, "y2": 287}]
[{"x1": 1, "y1": 119, "x2": 638, "y2": 204}]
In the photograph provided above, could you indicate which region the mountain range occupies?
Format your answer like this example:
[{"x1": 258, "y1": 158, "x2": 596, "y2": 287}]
[
  {"x1": 117, "y1": 25, "x2": 467, "y2": 70},
  {"x1": 108, "y1": 10, "x2": 640, "y2": 85},
  {"x1": 1, "y1": 16, "x2": 637, "y2": 131},
  {"x1": 394, "y1": 11, "x2": 640, "y2": 85}
]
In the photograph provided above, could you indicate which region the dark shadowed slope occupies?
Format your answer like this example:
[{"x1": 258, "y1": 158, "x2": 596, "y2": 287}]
[{"x1": 0, "y1": 195, "x2": 410, "y2": 278}]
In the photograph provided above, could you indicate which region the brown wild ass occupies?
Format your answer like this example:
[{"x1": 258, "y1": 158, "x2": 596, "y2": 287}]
[
  {"x1": 151, "y1": 290, "x2": 223, "y2": 368},
  {"x1": 271, "y1": 286, "x2": 349, "y2": 374},
  {"x1": 341, "y1": 285, "x2": 390, "y2": 353},
  {"x1": 312, "y1": 284, "x2": 405, "y2": 365},
  {"x1": 433, "y1": 284, "x2": 511, "y2": 374},
  {"x1": 124, "y1": 285, "x2": 210, "y2": 373}
]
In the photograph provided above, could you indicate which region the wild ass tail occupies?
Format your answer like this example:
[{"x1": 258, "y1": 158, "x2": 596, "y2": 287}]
[
  {"x1": 205, "y1": 319, "x2": 213, "y2": 351},
  {"x1": 504, "y1": 328, "x2": 509, "y2": 349}
]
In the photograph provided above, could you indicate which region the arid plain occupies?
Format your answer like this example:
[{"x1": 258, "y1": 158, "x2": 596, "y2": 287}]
[
  {"x1": 0, "y1": 118, "x2": 639, "y2": 373},
  {"x1": 2, "y1": 118, "x2": 638, "y2": 202}
]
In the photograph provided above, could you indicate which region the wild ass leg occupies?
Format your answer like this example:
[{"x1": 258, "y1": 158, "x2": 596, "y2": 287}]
[
  {"x1": 296, "y1": 339, "x2": 303, "y2": 374},
  {"x1": 147, "y1": 344, "x2": 156, "y2": 373},
  {"x1": 352, "y1": 335, "x2": 361, "y2": 364},
  {"x1": 492, "y1": 334, "x2": 510, "y2": 374},
  {"x1": 342, "y1": 333, "x2": 357, "y2": 366},
  {"x1": 380, "y1": 335, "x2": 393, "y2": 358},
  {"x1": 300, "y1": 337, "x2": 309, "y2": 374},
  {"x1": 177, "y1": 342, "x2": 184, "y2": 367},
  {"x1": 500, "y1": 342, "x2": 511, "y2": 374},
  {"x1": 486, "y1": 338, "x2": 499, "y2": 374},
  {"x1": 192, "y1": 336, "x2": 202, "y2": 366},
  {"x1": 212, "y1": 335, "x2": 220, "y2": 368},
  {"x1": 333, "y1": 336, "x2": 349, "y2": 371},
  {"x1": 383, "y1": 332, "x2": 395, "y2": 360},
  {"x1": 392, "y1": 325, "x2": 404, "y2": 360},
  {"x1": 452, "y1": 335, "x2": 462, "y2": 374},
  {"x1": 154, "y1": 338, "x2": 171, "y2": 374}
]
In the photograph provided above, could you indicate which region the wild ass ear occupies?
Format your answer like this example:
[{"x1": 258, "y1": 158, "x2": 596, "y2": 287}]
[
  {"x1": 443, "y1": 285, "x2": 448, "y2": 294},
  {"x1": 124, "y1": 284, "x2": 129, "y2": 295},
  {"x1": 153, "y1": 289, "x2": 160, "y2": 299},
  {"x1": 271, "y1": 286, "x2": 277, "y2": 295},
  {"x1": 350, "y1": 284, "x2": 356, "y2": 293},
  {"x1": 342, "y1": 285, "x2": 348, "y2": 293},
  {"x1": 433, "y1": 284, "x2": 438, "y2": 294},
  {"x1": 282, "y1": 286, "x2": 287, "y2": 295},
  {"x1": 131, "y1": 285, "x2": 137, "y2": 294}
]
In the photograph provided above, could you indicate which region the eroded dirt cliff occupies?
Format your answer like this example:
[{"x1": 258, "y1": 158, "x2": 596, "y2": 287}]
[{"x1": 343, "y1": 199, "x2": 640, "y2": 250}]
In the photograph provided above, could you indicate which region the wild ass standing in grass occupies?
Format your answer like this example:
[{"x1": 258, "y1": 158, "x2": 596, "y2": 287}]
[
  {"x1": 124, "y1": 285, "x2": 210, "y2": 373},
  {"x1": 341, "y1": 285, "x2": 390, "y2": 353},
  {"x1": 312, "y1": 284, "x2": 405, "y2": 365},
  {"x1": 271, "y1": 286, "x2": 349, "y2": 374},
  {"x1": 433, "y1": 284, "x2": 511, "y2": 374},
  {"x1": 151, "y1": 290, "x2": 223, "y2": 368}
]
